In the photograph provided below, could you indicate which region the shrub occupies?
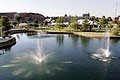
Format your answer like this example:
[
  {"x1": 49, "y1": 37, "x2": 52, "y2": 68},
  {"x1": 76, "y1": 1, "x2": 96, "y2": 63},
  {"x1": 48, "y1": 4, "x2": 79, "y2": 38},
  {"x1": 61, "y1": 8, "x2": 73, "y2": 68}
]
[
  {"x1": 111, "y1": 30, "x2": 119, "y2": 35},
  {"x1": 55, "y1": 23, "x2": 65, "y2": 30}
]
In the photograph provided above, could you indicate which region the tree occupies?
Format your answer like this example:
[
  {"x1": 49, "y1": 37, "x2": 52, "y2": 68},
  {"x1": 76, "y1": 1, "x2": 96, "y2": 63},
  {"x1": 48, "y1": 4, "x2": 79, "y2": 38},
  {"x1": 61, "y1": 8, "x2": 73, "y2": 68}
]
[
  {"x1": 64, "y1": 14, "x2": 69, "y2": 22},
  {"x1": 11, "y1": 21, "x2": 17, "y2": 28},
  {"x1": 107, "y1": 17, "x2": 113, "y2": 22},
  {"x1": 81, "y1": 19, "x2": 90, "y2": 31},
  {"x1": 99, "y1": 16, "x2": 107, "y2": 29},
  {"x1": 90, "y1": 16, "x2": 96, "y2": 28},
  {"x1": 55, "y1": 17, "x2": 64, "y2": 30},
  {"x1": 0, "y1": 16, "x2": 10, "y2": 30},
  {"x1": 90, "y1": 16, "x2": 96, "y2": 21},
  {"x1": 20, "y1": 17, "x2": 26, "y2": 23},
  {"x1": 25, "y1": 17, "x2": 33, "y2": 23},
  {"x1": 69, "y1": 23, "x2": 79, "y2": 30},
  {"x1": 34, "y1": 19, "x2": 38, "y2": 24},
  {"x1": 68, "y1": 16, "x2": 79, "y2": 30},
  {"x1": 56, "y1": 17, "x2": 64, "y2": 23},
  {"x1": 111, "y1": 24, "x2": 119, "y2": 35},
  {"x1": 64, "y1": 14, "x2": 67, "y2": 17},
  {"x1": 33, "y1": 19, "x2": 39, "y2": 27},
  {"x1": 15, "y1": 15, "x2": 22, "y2": 23},
  {"x1": 0, "y1": 16, "x2": 11, "y2": 37},
  {"x1": 69, "y1": 16, "x2": 77, "y2": 24}
]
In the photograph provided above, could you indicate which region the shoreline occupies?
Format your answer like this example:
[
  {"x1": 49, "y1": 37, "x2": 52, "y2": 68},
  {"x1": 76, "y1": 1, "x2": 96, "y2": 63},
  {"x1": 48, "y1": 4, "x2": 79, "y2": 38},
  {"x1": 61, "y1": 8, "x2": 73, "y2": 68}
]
[
  {"x1": 5, "y1": 29, "x2": 120, "y2": 39},
  {"x1": 0, "y1": 37, "x2": 16, "y2": 49},
  {"x1": 73, "y1": 32, "x2": 120, "y2": 39},
  {"x1": 37, "y1": 30, "x2": 120, "y2": 39},
  {"x1": 36, "y1": 30, "x2": 120, "y2": 39},
  {"x1": 1, "y1": 29, "x2": 120, "y2": 49}
]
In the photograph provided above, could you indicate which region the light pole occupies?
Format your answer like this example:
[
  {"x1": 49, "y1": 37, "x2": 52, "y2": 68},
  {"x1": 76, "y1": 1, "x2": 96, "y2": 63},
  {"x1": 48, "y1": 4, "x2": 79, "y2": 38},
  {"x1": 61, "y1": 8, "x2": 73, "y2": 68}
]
[{"x1": 115, "y1": 1, "x2": 118, "y2": 16}]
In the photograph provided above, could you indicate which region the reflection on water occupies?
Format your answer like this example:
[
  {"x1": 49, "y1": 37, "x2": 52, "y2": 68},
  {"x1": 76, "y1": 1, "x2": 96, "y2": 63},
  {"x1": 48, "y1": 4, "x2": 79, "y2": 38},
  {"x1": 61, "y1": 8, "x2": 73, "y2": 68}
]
[
  {"x1": 26, "y1": 32, "x2": 37, "y2": 36},
  {"x1": 56, "y1": 34, "x2": 64, "y2": 46},
  {"x1": 0, "y1": 42, "x2": 16, "y2": 55},
  {"x1": 0, "y1": 54, "x2": 72, "y2": 78},
  {"x1": 111, "y1": 39, "x2": 120, "y2": 44},
  {"x1": 0, "y1": 49, "x2": 5, "y2": 55},
  {"x1": 0, "y1": 38, "x2": 72, "y2": 79},
  {"x1": 27, "y1": 33, "x2": 55, "y2": 39},
  {"x1": 81, "y1": 36, "x2": 90, "y2": 47},
  {"x1": 0, "y1": 33, "x2": 120, "y2": 80},
  {"x1": 68, "y1": 34, "x2": 79, "y2": 45}
]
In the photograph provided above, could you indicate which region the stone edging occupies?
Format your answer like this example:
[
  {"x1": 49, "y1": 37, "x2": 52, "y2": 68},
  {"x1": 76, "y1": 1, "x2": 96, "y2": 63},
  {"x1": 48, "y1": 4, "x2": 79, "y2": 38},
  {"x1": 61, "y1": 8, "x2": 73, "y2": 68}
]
[{"x1": 0, "y1": 37, "x2": 16, "y2": 49}]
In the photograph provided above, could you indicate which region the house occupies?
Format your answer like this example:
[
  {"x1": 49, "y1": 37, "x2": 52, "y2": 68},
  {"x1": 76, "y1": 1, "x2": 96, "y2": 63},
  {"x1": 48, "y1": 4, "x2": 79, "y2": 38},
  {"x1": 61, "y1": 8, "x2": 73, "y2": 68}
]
[{"x1": 19, "y1": 23, "x2": 27, "y2": 29}]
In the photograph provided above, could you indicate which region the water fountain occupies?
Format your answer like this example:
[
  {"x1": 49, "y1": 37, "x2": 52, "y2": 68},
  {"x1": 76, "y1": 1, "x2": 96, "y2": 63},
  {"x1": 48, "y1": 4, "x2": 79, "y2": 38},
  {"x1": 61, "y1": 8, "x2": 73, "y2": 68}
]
[
  {"x1": 91, "y1": 30, "x2": 113, "y2": 62},
  {"x1": 0, "y1": 40, "x2": 51, "y2": 78},
  {"x1": 31, "y1": 41, "x2": 50, "y2": 64},
  {"x1": 101, "y1": 30, "x2": 111, "y2": 58},
  {"x1": 0, "y1": 40, "x2": 72, "y2": 78}
]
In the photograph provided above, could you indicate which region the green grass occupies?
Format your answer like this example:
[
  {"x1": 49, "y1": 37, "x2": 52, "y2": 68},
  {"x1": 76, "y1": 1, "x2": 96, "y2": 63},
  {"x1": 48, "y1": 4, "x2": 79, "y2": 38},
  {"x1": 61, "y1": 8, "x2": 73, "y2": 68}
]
[
  {"x1": 29, "y1": 26, "x2": 120, "y2": 37},
  {"x1": 30, "y1": 27, "x2": 50, "y2": 30},
  {"x1": 74, "y1": 32, "x2": 120, "y2": 38}
]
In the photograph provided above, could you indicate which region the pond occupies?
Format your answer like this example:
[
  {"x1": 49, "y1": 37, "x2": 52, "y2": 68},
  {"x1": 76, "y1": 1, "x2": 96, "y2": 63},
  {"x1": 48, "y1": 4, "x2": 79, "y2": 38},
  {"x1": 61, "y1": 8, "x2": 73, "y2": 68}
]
[{"x1": 0, "y1": 33, "x2": 120, "y2": 80}]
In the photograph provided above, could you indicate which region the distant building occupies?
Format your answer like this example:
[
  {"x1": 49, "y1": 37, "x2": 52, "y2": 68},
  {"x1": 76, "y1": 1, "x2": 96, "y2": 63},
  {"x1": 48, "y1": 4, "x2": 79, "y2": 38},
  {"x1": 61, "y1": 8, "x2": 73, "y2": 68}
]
[
  {"x1": 82, "y1": 13, "x2": 90, "y2": 19},
  {"x1": 113, "y1": 17, "x2": 120, "y2": 21}
]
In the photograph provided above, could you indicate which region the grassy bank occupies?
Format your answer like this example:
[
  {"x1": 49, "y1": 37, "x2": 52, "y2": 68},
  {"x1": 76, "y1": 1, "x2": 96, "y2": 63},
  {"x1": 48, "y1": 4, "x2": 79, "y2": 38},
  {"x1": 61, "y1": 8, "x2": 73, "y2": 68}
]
[
  {"x1": 29, "y1": 27, "x2": 120, "y2": 38},
  {"x1": 73, "y1": 32, "x2": 120, "y2": 39}
]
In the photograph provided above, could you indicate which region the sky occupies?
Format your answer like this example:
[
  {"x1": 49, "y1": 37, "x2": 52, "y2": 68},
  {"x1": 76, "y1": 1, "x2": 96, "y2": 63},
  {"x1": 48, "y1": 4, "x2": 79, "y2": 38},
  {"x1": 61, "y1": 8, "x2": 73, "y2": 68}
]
[{"x1": 0, "y1": 0, "x2": 119, "y2": 17}]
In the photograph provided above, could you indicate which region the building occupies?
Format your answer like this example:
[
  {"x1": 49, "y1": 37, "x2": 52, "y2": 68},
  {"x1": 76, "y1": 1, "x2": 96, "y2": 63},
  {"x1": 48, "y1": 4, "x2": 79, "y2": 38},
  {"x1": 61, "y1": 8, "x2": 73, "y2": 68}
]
[{"x1": 113, "y1": 17, "x2": 120, "y2": 22}]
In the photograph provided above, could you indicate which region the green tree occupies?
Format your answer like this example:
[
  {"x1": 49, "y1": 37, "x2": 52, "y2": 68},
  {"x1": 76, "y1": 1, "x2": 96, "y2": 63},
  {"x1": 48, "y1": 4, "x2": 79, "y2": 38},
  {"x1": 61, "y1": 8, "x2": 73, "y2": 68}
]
[
  {"x1": 0, "y1": 16, "x2": 10, "y2": 30},
  {"x1": 69, "y1": 17, "x2": 78, "y2": 30},
  {"x1": 20, "y1": 17, "x2": 26, "y2": 23},
  {"x1": 33, "y1": 19, "x2": 39, "y2": 27},
  {"x1": 99, "y1": 16, "x2": 107, "y2": 29},
  {"x1": 107, "y1": 17, "x2": 113, "y2": 21},
  {"x1": 55, "y1": 17, "x2": 64, "y2": 30},
  {"x1": 11, "y1": 21, "x2": 17, "y2": 28},
  {"x1": 0, "y1": 16, "x2": 10, "y2": 37},
  {"x1": 81, "y1": 19, "x2": 90, "y2": 31},
  {"x1": 90, "y1": 16, "x2": 96, "y2": 27},
  {"x1": 69, "y1": 16, "x2": 77, "y2": 24},
  {"x1": 111, "y1": 24, "x2": 119, "y2": 35},
  {"x1": 69, "y1": 23, "x2": 79, "y2": 30},
  {"x1": 15, "y1": 15, "x2": 22, "y2": 23},
  {"x1": 56, "y1": 17, "x2": 64, "y2": 23},
  {"x1": 25, "y1": 17, "x2": 33, "y2": 23}
]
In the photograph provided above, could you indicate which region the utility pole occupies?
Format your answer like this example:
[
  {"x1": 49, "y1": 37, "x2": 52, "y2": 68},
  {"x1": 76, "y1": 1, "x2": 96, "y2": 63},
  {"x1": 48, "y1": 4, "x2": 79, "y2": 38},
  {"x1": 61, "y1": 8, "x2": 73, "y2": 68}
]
[{"x1": 115, "y1": 1, "x2": 118, "y2": 17}]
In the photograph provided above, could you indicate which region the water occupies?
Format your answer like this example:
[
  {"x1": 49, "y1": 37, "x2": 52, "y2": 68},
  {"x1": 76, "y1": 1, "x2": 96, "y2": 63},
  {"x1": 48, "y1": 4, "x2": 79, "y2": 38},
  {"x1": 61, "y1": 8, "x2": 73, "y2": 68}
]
[
  {"x1": 0, "y1": 33, "x2": 120, "y2": 80},
  {"x1": 103, "y1": 30, "x2": 111, "y2": 58},
  {"x1": 31, "y1": 41, "x2": 50, "y2": 63},
  {"x1": 91, "y1": 30, "x2": 114, "y2": 62}
]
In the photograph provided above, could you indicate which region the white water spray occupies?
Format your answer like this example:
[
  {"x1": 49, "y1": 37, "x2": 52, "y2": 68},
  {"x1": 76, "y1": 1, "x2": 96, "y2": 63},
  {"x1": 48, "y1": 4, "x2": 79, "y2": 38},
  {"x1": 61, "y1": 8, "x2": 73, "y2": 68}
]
[
  {"x1": 91, "y1": 30, "x2": 112, "y2": 62},
  {"x1": 31, "y1": 41, "x2": 49, "y2": 64}
]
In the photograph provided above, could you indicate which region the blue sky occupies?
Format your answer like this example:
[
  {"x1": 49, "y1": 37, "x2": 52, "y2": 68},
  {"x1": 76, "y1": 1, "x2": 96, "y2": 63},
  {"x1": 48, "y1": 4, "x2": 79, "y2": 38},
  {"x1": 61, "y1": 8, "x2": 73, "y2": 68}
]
[{"x1": 0, "y1": 0, "x2": 119, "y2": 17}]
